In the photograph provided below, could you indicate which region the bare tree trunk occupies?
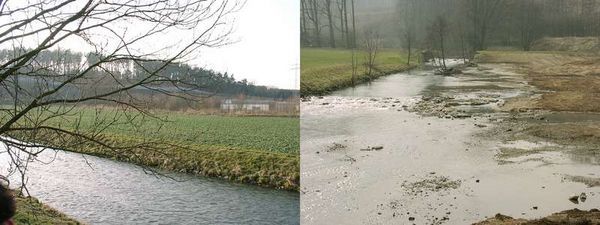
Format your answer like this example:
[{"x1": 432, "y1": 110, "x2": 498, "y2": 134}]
[
  {"x1": 407, "y1": 40, "x2": 412, "y2": 65},
  {"x1": 429, "y1": 15, "x2": 448, "y2": 72},
  {"x1": 309, "y1": 0, "x2": 321, "y2": 47},
  {"x1": 351, "y1": 0, "x2": 357, "y2": 49},
  {"x1": 467, "y1": 0, "x2": 504, "y2": 51},
  {"x1": 439, "y1": 27, "x2": 447, "y2": 70},
  {"x1": 350, "y1": 0, "x2": 357, "y2": 85},
  {"x1": 363, "y1": 30, "x2": 381, "y2": 79},
  {"x1": 325, "y1": 0, "x2": 336, "y2": 48},
  {"x1": 344, "y1": 0, "x2": 350, "y2": 49},
  {"x1": 338, "y1": 0, "x2": 345, "y2": 47},
  {"x1": 301, "y1": 0, "x2": 309, "y2": 46}
]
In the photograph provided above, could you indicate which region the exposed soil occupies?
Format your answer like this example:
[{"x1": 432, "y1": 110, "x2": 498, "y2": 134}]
[
  {"x1": 476, "y1": 51, "x2": 600, "y2": 112},
  {"x1": 474, "y1": 208, "x2": 600, "y2": 225}
]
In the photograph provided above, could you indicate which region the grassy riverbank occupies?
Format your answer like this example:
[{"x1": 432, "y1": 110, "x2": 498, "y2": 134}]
[
  {"x1": 9, "y1": 108, "x2": 300, "y2": 191},
  {"x1": 301, "y1": 48, "x2": 416, "y2": 96},
  {"x1": 15, "y1": 194, "x2": 82, "y2": 225}
]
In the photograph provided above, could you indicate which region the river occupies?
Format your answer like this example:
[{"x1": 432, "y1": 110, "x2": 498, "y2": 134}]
[
  {"x1": 0, "y1": 145, "x2": 299, "y2": 225},
  {"x1": 301, "y1": 62, "x2": 600, "y2": 224}
]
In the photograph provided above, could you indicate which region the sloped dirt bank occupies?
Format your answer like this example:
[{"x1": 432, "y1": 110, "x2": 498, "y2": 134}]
[{"x1": 475, "y1": 208, "x2": 600, "y2": 225}]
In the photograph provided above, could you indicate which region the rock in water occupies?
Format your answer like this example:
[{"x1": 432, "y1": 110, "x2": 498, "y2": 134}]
[
  {"x1": 580, "y1": 192, "x2": 587, "y2": 202},
  {"x1": 569, "y1": 195, "x2": 580, "y2": 204}
]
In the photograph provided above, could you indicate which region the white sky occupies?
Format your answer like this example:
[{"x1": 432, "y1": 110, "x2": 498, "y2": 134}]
[
  {"x1": 197, "y1": 1, "x2": 300, "y2": 90},
  {"x1": 1, "y1": 0, "x2": 299, "y2": 90}
]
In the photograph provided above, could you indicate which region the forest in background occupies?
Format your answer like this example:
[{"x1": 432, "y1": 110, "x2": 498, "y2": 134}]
[
  {"x1": 0, "y1": 48, "x2": 298, "y2": 101},
  {"x1": 301, "y1": 0, "x2": 600, "y2": 58}
]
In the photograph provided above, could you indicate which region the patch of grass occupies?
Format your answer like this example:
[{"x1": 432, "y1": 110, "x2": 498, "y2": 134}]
[
  {"x1": 59, "y1": 110, "x2": 300, "y2": 154},
  {"x1": 301, "y1": 48, "x2": 416, "y2": 96},
  {"x1": 14, "y1": 194, "x2": 83, "y2": 225}
]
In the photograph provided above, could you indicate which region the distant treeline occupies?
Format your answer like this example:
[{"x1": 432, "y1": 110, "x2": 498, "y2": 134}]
[
  {"x1": 0, "y1": 49, "x2": 298, "y2": 99},
  {"x1": 301, "y1": 0, "x2": 600, "y2": 54}
]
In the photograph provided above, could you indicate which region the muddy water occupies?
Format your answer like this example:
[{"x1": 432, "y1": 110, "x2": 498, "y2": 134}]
[
  {"x1": 301, "y1": 65, "x2": 600, "y2": 225},
  {"x1": 0, "y1": 146, "x2": 299, "y2": 225}
]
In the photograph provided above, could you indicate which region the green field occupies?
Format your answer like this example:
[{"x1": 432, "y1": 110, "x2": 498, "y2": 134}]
[
  {"x1": 301, "y1": 48, "x2": 417, "y2": 96},
  {"x1": 60, "y1": 110, "x2": 299, "y2": 154},
  {"x1": 8, "y1": 107, "x2": 300, "y2": 190}
]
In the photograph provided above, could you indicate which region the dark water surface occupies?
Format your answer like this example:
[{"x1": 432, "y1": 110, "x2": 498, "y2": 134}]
[{"x1": 1, "y1": 147, "x2": 299, "y2": 225}]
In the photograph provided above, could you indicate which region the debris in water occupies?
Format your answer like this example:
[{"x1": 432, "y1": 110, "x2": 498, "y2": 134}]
[
  {"x1": 402, "y1": 175, "x2": 462, "y2": 196},
  {"x1": 569, "y1": 195, "x2": 579, "y2": 204},
  {"x1": 360, "y1": 146, "x2": 384, "y2": 151},
  {"x1": 342, "y1": 155, "x2": 356, "y2": 164},
  {"x1": 580, "y1": 192, "x2": 587, "y2": 202},
  {"x1": 327, "y1": 142, "x2": 347, "y2": 152}
]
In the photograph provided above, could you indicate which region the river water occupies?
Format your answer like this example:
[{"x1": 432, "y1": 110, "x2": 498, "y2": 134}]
[
  {"x1": 301, "y1": 62, "x2": 600, "y2": 224},
  {"x1": 0, "y1": 146, "x2": 299, "y2": 225}
]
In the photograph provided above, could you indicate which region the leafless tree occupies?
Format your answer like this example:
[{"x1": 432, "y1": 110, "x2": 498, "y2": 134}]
[
  {"x1": 428, "y1": 15, "x2": 449, "y2": 72},
  {"x1": 350, "y1": 0, "x2": 357, "y2": 85},
  {"x1": 517, "y1": 0, "x2": 540, "y2": 51},
  {"x1": 306, "y1": 0, "x2": 322, "y2": 47},
  {"x1": 362, "y1": 30, "x2": 381, "y2": 79},
  {"x1": 465, "y1": 0, "x2": 505, "y2": 51},
  {"x1": 343, "y1": 0, "x2": 351, "y2": 48},
  {"x1": 0, "y1": 0, "x2": 242, "y2": 193},
  {"x1": 398, "y1": 0, "x2": 416, "y2": 65},
  {"x1": 301, "y1": 0, "x2": 310, "y2": 46},
  {"x1": 324, "y1": 0, "x2": 336, "y2": 48},
  {"x1": 336, "y1": 0, "x2": 350, "y2": 48}
]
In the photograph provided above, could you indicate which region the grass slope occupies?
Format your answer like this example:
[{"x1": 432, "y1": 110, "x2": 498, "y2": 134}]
[
  {"x1": 301, "y1": 48, "x2": 416, "y2": 96},
  {"x1": 8, "y1": 108, "x2": 300, "y2": 191},
  {"x1": 14, "y1": 194, "x2": 83, "y2": 225}
]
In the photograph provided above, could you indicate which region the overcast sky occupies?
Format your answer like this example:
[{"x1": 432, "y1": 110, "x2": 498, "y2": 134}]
[
  {"x1": 197, "y1": 1, "x2": 299, "y2": 90},
  {"x1": 2, "y1": 0, "x2": 299, "y2": 90}
]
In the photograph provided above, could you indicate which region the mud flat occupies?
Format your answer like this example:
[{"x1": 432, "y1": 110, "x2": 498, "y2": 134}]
[{"x1": 301, "y1": 58, "x2": 600, "y2": 224}]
